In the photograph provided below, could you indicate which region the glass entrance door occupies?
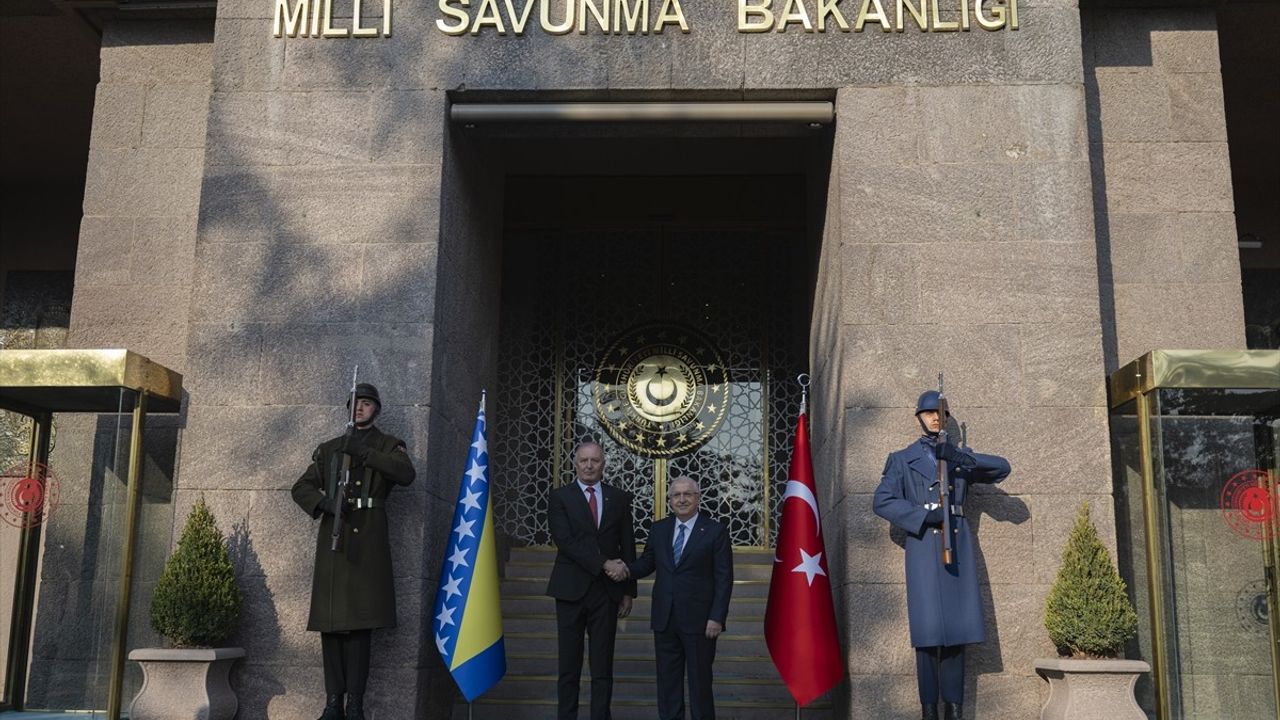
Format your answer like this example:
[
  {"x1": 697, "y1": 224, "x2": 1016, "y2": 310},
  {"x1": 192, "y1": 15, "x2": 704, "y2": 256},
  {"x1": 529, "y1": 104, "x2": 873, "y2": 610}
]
[
  {"x1": 492, "y1": 228, "x2": 808, "y2": 548},
  {"x1": 1109, "y1": 350, "x2": 1280, "y2": 719}
]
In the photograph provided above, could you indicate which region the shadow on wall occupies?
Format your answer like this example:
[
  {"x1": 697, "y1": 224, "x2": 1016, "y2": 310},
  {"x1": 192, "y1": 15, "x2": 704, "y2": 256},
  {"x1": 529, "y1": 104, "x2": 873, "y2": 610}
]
[
  {"x1": 227, "y1": 519, "x2": 285, "y2": 717},
  {"x1": 1081, "y1": 8, "x2": 1225, "y2": 373},
  {"x1": 186, "y1": 18, "x2": 495, "y2": 718}
]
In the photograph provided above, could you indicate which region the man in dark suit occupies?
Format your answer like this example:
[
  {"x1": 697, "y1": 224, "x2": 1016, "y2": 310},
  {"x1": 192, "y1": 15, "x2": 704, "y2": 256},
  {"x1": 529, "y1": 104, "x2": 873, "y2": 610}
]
[
  {"x1": 546, "y1": 441, "x2": 638, "y2": 720},
  {"x1": 629, "y1": 475, "x2": 733, "y2": 720}
]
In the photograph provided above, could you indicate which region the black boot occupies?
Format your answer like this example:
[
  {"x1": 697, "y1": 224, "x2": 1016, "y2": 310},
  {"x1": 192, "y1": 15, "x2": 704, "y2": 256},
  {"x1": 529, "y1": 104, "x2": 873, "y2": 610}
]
[
  {"x1": 318, "y1": 694, "x2": 344, "y2": 720},
  {"x1": 346, "y1": 693, "x2": 366, "y2": 720},
  {"x1": 943, "y1": 701, "x2": 962, "y2": 720},
  {"x1": 921, "y1": 703, "x2": 939, "y2": 720}
]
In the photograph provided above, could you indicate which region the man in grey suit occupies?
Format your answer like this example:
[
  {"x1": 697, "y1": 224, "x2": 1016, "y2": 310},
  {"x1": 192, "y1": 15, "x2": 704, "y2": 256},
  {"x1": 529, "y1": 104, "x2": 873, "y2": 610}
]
[{"x1": 629, "y1": 476, "x2": 733, "y2": 720}]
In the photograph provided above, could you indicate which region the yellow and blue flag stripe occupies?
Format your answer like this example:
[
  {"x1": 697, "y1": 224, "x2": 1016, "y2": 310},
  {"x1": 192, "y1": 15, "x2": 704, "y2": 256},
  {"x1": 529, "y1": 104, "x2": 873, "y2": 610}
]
[{"x1": 433, "y1": 393, "x2": 505, "y2": 701}]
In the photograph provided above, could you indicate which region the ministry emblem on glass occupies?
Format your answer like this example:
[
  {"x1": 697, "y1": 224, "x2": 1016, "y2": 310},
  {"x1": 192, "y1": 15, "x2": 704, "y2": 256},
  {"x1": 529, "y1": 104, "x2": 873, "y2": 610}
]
[{"x1": 594, "y1": 324, "x2": 729, "y2": 459}]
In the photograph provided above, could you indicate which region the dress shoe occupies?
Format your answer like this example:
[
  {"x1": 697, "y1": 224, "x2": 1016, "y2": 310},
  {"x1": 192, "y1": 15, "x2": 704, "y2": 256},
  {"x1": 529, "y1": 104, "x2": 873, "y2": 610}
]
[
  {"x1": 921, "y1": 703, "x2": 939, "y2": 720},
  {"x1": 943, "y1": 701, "x2": 962, "y2": 720},
  {"x1": 346, "y1": 693, "x2": 366, "y2": 720},
  {"x1": 318, "y1": 694, "x2": 344, "y2": 720}
]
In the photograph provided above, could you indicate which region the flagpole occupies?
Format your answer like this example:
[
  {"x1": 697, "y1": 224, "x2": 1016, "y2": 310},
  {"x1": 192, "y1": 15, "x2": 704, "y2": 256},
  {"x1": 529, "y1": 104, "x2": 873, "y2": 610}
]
[
  {"x1": 468, "y1": 701, "x2": 473, "y2": 720},
  {"x1": 794, "y1": 373, "x2": 810, "y2": 720},
  {"x1": 797, "y1": 373, "x2": 809, "y2": 416}
]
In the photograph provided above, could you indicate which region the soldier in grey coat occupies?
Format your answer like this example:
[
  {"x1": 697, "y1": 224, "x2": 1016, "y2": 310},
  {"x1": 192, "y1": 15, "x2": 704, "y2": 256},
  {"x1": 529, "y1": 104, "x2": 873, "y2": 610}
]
[
  {"x1": 873, "y1": 390, "x2": 1010, "y2": 720},
  {"x1": 292, "y1": 383, "x2": 416, "y2": 720}
]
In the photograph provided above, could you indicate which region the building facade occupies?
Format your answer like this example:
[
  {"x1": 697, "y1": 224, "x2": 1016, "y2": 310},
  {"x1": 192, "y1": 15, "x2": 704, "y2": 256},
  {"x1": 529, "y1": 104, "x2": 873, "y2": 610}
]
[{"x1": 1, "y1": 0, "x2": 1277, "y2": 717}]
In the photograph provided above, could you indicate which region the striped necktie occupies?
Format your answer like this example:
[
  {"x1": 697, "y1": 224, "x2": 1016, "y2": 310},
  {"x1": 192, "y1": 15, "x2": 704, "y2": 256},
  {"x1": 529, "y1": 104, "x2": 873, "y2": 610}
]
[{"x1": 673, "y1": 522, "x2": 687, "y2": 564}]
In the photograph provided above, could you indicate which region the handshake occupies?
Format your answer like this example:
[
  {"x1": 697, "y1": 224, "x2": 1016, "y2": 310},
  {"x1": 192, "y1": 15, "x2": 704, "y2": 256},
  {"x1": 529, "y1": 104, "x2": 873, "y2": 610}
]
[{"x1": 603, "y1": 558, "x2": 630, "y2": 582}]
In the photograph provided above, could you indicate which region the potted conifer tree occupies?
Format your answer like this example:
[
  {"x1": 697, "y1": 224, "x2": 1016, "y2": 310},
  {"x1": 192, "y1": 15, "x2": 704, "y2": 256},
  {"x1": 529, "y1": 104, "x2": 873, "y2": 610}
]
[
  {"x1": 129, "y1": 496, "x2": 244, "y2": 720},
  {"x1": 1034, "y1": 502, "x2": 1147, "y2": 720}
]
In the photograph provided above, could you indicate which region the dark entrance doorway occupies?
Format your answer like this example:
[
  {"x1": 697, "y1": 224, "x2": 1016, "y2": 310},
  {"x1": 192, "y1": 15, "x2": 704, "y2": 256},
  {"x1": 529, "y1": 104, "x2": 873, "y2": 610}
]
[{"x1": 488, "y1": 135, "x2": 828, "y2": 549}]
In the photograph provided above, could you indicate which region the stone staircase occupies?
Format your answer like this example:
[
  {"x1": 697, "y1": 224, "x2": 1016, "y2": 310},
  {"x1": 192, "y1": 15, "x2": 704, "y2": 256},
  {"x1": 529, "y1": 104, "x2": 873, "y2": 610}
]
[{"x1": 452, "y1": 547, "x2": 834, "y2": 719}]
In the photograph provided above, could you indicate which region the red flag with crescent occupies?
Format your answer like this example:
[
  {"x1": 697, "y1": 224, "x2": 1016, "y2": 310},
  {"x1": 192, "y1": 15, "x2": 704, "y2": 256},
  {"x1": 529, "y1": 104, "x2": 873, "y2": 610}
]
[{"x1": 765, "y1": 409, "x2": 843, "y2": 706}]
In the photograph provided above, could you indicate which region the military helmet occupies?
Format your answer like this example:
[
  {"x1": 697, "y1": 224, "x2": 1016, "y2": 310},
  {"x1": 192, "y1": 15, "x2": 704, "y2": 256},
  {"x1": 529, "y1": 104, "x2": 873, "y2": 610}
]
[
  {"x1": 915, "y1": 390, "x2": 944, "y2": 415},
  {"x1": 350, "y1": 382, "x2": 382, "y2": 408}
]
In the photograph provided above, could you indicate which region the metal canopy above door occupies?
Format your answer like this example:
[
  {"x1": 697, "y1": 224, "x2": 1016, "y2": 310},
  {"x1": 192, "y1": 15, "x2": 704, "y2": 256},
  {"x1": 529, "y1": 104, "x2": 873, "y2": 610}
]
[
  {"x1": 0, "y1": 349, "x2": 183, "y2": 720},
  {"x1": 449, "y1": 101, "x2": 836, "y2": 125}
]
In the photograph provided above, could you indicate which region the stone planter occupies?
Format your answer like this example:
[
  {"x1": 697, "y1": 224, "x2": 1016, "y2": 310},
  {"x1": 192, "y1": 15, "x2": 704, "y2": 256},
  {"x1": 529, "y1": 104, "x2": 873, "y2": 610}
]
[
  {"x1": 128, "y1": 647, "x2": 245, "y2": 720},
  {"x1": 1034, "y1": 657, "x2": 1150, "y2": 720}
]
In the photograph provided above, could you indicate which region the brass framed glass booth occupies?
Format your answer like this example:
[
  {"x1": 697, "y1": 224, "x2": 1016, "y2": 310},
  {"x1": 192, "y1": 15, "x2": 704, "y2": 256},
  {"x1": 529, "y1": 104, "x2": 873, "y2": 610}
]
[
  {"x1": 1109, "y1": 349, "x2": 1280, "y2": 720},
  {"x1": 0, "y1": 349, "x2": 182, "y2": 719}
]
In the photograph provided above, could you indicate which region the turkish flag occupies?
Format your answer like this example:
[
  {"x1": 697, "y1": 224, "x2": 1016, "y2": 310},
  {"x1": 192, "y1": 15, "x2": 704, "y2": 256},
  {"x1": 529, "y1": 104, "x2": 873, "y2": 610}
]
[{"x1": 765, "y1": 410, "x2": 844, "y2": 707}]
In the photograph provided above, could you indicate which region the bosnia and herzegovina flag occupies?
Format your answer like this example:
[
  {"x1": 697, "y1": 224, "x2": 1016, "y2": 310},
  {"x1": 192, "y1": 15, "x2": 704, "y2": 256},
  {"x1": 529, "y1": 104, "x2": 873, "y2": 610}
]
[{"x1": 432, "y1": 392, "x2": 505, "y2": 701}]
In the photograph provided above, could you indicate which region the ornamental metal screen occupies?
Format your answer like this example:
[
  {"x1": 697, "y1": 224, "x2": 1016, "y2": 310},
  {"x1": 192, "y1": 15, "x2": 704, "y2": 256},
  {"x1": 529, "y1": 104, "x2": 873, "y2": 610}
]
[{"x1": 492, "y1": 229, "x2": 807, "y2": 547}]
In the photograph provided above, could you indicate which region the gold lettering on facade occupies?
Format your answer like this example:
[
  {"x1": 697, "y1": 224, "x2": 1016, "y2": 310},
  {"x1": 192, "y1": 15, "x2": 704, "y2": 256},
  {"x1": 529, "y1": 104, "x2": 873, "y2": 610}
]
[
  {"x1": 854, "y1": 0, "x2": 891, "y2": 32},
  {"x1": 817, "y1": 0, "x2": 850, "y2": 31},
  {"x1": 613, "y1": 0, "x2": 648, "y2": 33},
  {"x1": 438, "y1": 0, "x2": 470, "y2": 33},
  {"x1": 434, "y1": 0, "x2": 691, "y2": 33},
  {"x1": 653, "y1": 0, "x2": 689, "y2": 32},
  {"x1": 928, "y1": 0, "x2": 958, "y2": 31},
  {"x1": 472, "y1": 0, "x2": 507, "y2": 33},
  {"x1": 896, "y1": 0, "x2": 926, "y2": 31},
  {"x1": 540, "y1": 0, "x2": 575, "y2": 34},
  {"x1": 731, "y1": 0, "x2": 1015, "y2": 33},
  {"x1": 579, "y1": 0, "x2": 610, "y2": 33},
  {"x1": 322, "y1": 0, "x2": 350, "y2": 37},
  {"x1": 274, "y1": 0, "x2": 309, "y2": 36},
  {"x1": 738, "y1": 0, "x2": 774, "y2": 31},
  {"x1": 778, "y1": 0, "x2": 815, "y2": 31},
  {"x1": 352, "y1": 0, "x2": 380, "y2": 36},
  {"x1": 506, "y1": 0, "x2": 538, "y2": 31},
  {"x1": 274, "y1": 0, "x2": 392, "y2": 37},
  {"x1": 271, "y1": 0, "x2": 1017, "y2": 36},
  {"x1": 972, "y1": 0, "x2": 1002, "y2": 29}
]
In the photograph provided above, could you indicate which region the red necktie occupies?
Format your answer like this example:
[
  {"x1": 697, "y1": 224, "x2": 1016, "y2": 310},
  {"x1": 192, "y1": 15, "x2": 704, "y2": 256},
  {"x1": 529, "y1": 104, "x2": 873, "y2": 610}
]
[{"x1": 587, "y1": 486, "x2": 599, "y2": 528}]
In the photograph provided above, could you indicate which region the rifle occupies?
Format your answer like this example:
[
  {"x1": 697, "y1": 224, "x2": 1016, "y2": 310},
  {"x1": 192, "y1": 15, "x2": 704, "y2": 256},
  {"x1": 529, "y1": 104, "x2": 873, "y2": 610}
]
[
  {"x1": 935, "y1": 373, "x2": 953, "y2": 566},
  {"x1": 331, "y1": 366, "x2": 359, "y2": 552}
]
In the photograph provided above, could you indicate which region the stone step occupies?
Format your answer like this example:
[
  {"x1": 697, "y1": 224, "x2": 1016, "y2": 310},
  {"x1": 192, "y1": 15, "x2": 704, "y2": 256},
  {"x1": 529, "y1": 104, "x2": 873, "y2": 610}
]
[
  {"x1": 451, "y1": 697, "x2": 833, "y2": 720},
  {"x1": 458, "y1": 672, "x2": 809, "y2": 702},
  {"x1": 501, "y1": 614, "x2": 765, "y2": 634},
  {"x1": 506, "y1": 546, "x2": 776, "y2": 564},
  {"x1": 502, "y1": 554, "x2": 777, "y2": 580},
  {"x1": 499, "y1": 597, "x2": 769, "y2": 622},
  {"x1": 498, "y1": 576, "x2": 774, "y2": 599},
  {"x1": 505, "y1": 652, "x2": 783, "y2": 677},
  {"x1": 502, "y1": 631, "x2": 767, "y2": 658},
  {"x1": 500, "y1": 592, "x2": 769, "y2": 611}
]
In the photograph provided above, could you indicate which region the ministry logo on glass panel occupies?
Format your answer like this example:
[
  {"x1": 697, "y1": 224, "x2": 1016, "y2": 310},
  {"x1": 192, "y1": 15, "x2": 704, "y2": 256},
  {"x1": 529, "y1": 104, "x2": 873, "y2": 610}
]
[{"x1": 594, "y1": 324, "x2": 728, "y2": 459}]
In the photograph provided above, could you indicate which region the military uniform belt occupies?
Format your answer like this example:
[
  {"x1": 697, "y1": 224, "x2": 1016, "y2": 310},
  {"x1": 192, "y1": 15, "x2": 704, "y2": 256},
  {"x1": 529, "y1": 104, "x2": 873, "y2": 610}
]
[
  {"x1": 347, "y1": 498, "x2": 383, "y2": 509},
  {"x1": 950, "y1": 505, "x2": 964, "y2": 517}
]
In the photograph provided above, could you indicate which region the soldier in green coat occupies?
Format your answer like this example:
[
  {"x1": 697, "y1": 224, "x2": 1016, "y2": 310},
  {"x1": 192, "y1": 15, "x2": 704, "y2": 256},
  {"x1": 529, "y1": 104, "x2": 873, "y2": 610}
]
[{"x1": 292, "y1": 383, "x2": 416, "y2": 720}]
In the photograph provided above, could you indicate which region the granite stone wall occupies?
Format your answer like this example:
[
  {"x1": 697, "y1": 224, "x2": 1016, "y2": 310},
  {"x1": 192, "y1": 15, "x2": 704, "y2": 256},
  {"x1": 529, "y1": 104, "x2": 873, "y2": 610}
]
[
  {"x1": 820, "y1": 72, "x2": 1111, "y2": 715},
  {"x1": 184, "y1": 16, "x2": 453, "y2": 714},
  {"x1": 51, "y1": 0, "x2": 1258, "y2": 716},
  {"x1": 25, "y1": 19, "x2": 214, "y2": 709},
  {"x1": 1083, "y1": 7, "x2": 1246, "y2": 371}
]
